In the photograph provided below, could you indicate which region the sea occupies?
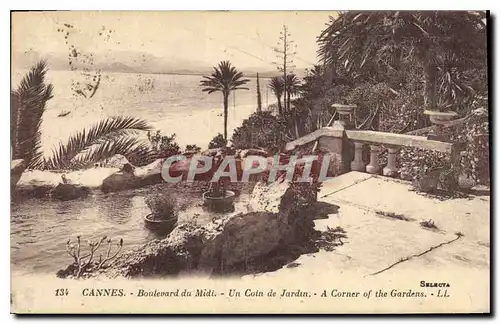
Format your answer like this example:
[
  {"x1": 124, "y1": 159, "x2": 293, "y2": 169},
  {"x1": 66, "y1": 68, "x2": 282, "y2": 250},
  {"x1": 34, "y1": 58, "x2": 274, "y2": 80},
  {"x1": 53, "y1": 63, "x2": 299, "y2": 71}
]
[
  {"x1": 10, "y1": 69, "x2": 272, "y2": 274},
  {"x1": 11, "y1": 69, "x2": 275, "y2": 156}
]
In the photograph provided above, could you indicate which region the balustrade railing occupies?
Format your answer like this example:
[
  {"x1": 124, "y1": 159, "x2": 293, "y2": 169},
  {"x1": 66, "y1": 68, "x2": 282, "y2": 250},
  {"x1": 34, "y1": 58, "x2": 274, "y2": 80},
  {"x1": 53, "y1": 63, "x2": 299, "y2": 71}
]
[{"x1": 284, "y1": 104, "x2": 465, "y2": 180}]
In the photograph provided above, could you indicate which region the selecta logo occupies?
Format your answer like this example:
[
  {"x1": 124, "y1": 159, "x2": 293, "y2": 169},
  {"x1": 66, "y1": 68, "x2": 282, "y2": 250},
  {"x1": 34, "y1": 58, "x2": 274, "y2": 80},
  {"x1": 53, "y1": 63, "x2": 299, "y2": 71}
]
[{"x1": 160, "y1": 154, "x2": 338, "y2": 183}]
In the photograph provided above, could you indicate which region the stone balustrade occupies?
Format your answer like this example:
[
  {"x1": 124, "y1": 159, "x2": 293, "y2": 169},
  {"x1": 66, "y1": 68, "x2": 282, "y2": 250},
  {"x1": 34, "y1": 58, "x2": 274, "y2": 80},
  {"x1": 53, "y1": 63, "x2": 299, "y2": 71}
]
[{"x1": 284, "y1": 104, "x2": 465, "y2": 179}]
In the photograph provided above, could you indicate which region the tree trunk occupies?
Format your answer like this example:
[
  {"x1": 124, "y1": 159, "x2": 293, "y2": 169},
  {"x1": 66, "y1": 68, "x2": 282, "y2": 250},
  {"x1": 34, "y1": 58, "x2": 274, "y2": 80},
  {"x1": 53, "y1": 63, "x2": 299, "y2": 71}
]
[
  {"x1": 287, "y1": 92, "x2": 291, "y2": 112},
  {"x1": 423, "y1": 56, "x2": 438, "y2": 111},
  {"x1": 277, "y1": 95, "x2": 283, "y2": 115},
  {"x1": 223, "y1": 92, "x2": 229, "y2": 141}
]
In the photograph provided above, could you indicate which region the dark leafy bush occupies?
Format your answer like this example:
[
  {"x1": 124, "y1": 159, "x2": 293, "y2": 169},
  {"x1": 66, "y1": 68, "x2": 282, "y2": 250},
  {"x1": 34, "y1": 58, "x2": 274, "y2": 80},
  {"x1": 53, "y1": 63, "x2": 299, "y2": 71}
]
[
  {"x1": 145, "y1": 192, "x2": 178, "y2": 220},
  {"x1": 231, "y1": 111, "x2": 290, "y2": 152},
  {"x1": 147, "y1": 131, "x2": 181, "y2": 158},
  {"x1": 185, "y1": 144, "x2": 201, "y2": 153},
  {"x1": 208, "y1": 133, "x2": 227, "y2": 149}
]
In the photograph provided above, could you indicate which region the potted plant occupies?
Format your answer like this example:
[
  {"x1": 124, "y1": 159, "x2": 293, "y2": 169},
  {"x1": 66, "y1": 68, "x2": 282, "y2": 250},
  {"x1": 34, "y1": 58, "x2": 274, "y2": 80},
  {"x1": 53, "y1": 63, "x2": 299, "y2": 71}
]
[
  {"x1": 202, "y1": 180, "x2": 236, "y2": 213},
  {"x1": 144, "y1": 192, "x2": 179, "y2": 234},
  {"x1": 201, "y1": 149, "x2": 236, "y2": 213}
]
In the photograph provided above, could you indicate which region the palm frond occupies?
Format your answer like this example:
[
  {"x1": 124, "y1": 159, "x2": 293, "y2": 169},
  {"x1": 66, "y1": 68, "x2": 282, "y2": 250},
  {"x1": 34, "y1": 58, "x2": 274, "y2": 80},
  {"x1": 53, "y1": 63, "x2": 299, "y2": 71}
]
[
  {"x1": 199, "y1": 60, "x2": 250, "y2": 93},
  {"x1": 268, "y1": 76, "x2": 284, "y2": 96},
  {"x1": 45, "y1": 116, "x2": 151, "y2": 169},
  {"x1": 71, "y1": 137, "x2": 150, "y2": 169}
]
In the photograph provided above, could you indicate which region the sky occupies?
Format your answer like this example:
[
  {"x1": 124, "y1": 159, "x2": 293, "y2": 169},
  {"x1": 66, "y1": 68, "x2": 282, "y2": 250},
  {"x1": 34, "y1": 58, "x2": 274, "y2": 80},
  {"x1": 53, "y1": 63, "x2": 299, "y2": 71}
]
[{"x1": 12, "y1": 11, "x2": 338, "y2": 70}]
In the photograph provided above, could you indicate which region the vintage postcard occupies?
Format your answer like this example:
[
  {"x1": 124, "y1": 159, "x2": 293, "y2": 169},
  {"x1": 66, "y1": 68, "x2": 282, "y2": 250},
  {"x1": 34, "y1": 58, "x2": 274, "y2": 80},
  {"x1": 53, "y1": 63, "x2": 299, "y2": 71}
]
[{"x1": 10, "y1": 10, "x2": 490, "y2": 314}]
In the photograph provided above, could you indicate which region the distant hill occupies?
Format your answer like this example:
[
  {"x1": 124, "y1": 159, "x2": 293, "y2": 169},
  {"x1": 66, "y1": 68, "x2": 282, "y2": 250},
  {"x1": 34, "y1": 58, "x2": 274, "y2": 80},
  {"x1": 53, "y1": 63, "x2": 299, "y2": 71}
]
[{"x1": 12, "y1": 50, "x2": 309, "y2": 77}]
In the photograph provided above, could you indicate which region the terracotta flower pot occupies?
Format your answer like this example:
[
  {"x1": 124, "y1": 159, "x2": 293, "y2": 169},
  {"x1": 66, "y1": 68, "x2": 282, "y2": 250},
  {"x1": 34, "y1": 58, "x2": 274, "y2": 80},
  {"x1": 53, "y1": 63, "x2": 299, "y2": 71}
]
[
  {"x1": 144, "y1": 213, "x2": 178, "y2": 234},
  {"x1": 202, "y1": 190, "x2": 236, "y2": 213}
]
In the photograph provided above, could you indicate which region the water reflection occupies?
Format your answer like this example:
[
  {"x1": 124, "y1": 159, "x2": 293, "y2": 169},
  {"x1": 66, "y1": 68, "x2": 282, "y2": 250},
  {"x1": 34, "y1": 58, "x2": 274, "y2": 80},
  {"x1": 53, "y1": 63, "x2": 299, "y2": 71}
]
[{"x1": 11, "y1": 187, "x2": 252, "y2": 274}]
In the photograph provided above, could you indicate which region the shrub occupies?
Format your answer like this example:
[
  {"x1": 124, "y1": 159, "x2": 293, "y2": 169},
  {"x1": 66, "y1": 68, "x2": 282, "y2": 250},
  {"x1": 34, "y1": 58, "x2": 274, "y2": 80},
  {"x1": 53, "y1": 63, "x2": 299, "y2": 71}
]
[
  {"x1": 185, "y1": 144, "x2": 201, "y2": 153},
  {"x1": 231, "y1": 111, "x2": 289, "y2": 151},
  {"x1": 147, "y1": 131, "x2": 181, "y2": 158},
  {"x1": 59, "y1": 235, "x2": 123, "y2": 279},
  {"x1": 208, "y1": 133, "x2": 227, "y2": 149},
  {"x1": 145, "y1": 192, "x2": 178, "y2": 220},
  {"x1": 398, "y1": 107, "x2": 489, "y2": 186}
]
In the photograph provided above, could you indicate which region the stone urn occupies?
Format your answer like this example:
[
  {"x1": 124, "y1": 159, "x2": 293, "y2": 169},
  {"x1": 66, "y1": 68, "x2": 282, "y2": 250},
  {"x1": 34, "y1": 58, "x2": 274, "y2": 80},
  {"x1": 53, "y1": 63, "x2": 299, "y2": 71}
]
[
  {"x1": 424, "y1": 110, "x2": 458, "y2": 141},
  {"x1": 423, "y1": 110, "x2": 458, "y2": 125},
  {"x1": 332, "y1": 104, "x2": 356, "y2": 128}
]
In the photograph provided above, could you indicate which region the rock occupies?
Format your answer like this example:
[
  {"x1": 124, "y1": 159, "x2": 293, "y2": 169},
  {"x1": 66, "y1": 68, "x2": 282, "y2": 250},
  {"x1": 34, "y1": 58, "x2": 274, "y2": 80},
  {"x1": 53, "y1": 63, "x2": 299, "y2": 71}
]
[
  {"x1": 70, "y1": 178, "x2": 317, "y2": 279},
  {"x1": 101, "y1": 159, "x2": 164, "y2": 193},
  {"x1": 239, "y1": 148, "x2": 268, "y2": 158},
  {"x1": 51, "y1": 183, "x2": 90, "y2": 201},
  {"x1": 101, "y1": 154, "x2": 131, "y2": 169},
  {"x1": 11, "y1": 159, "x2": 26, "y2": 193},
  {"x1": 101, "y1": 172, "x2": 138, "y2": 193},
  {"x1": 14, "y1": 168, "x2": 118, "y2": 198}
]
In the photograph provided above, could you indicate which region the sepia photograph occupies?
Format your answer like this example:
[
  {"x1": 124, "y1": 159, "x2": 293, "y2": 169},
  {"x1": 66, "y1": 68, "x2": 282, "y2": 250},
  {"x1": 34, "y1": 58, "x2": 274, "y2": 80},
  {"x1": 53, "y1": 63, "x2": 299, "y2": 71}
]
[{"x1": 10, "y1": 10, "x2": 490, "y2": 314}]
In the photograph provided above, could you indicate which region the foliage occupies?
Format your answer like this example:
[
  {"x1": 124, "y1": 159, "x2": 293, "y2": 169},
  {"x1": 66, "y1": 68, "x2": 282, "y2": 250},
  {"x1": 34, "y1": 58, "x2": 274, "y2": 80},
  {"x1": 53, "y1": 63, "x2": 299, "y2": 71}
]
[
  {"x1": 398, "y1": 107, "x2": 489, "y2": 185},
  {"x1": 315, "y1": 226, "x2": 348, "y2": 251},
  {"x1": 268, "y1": 76, "x2": 285, "y2": 114},
  {"x1": 231, "y1": 111, "x2": 290, "y2": 152},
  {"x1": 185, "y1": 144, "x2": 201, "y2": 153},
  {"x1": 61, "y1": 235, "x2": 123, "y2": 279},
  {"x1": 45, "y1": 116, "x2": 152, "y2": 170},
  {"x1": 11, "y1": 61, "x2": 154, "y2": 171},
  {"x1": 147, "y1": 131, "x2": 181, "y2": 158},
  {"x1": 420, "y1": 219, "x2": 438, "y2": 230},
  {"x1": 145, "y1": 192, "x2": 179, "y2": 220},
  {"x1": 208, "y1": 133, "x2": 227, "y2": 149},
  {"x1": 317, "y1": 11, "x2": 487, "y2": 112},
  {"x1": 286, "y1": 12, "x2": 489, "y2": 187},
  {"x1": 284, "y1": 73, "x2": 301, "y2": 109},
  {"x1": 453, "y1": 108, "x2": 489, "y2": 184},
  {"x1": 200, "y1": 61, "x2": 250, "y2": 140},
  {"x1": 11, "y1": 61, "x2": 54, "y2": 169}
]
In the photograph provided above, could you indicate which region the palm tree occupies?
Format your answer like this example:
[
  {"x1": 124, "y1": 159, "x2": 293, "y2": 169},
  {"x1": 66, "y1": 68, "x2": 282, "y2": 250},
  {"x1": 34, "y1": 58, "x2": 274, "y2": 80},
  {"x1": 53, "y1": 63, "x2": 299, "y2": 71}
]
[
  {"x1": 11, "y1": 61, "x2": 53, "y2": 170},
  {"x1": 317, "y1": 11, "x2": 487, "y2": 112},
  {"x1": 285, "y1": 74, "x2": 301, "y2": 110},
  {"x1": 268, "y1": 76, "x2": 284, "y2": 115},
  {"x1": 11, "y1": 61, "x2": 153, "y2": 174},
  {"x1": 200, "y1": 61, "x2": 250, "y2": 141}
]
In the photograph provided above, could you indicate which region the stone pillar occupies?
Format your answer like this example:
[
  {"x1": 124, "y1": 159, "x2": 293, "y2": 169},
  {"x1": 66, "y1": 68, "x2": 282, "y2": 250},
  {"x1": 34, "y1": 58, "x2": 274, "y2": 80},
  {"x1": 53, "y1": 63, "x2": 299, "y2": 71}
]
[
  {"x1": 366, "y1": 145, "x2": 381, "y2": 174},
  {"x1": 383, "y1": 147, "x2": 399, "y2": 177},
  {"x1": 316, "y1": 104, "x2": 357, "y2": 175},
  {"x1": 318, "y1": 136, "x2": 349, "y2": 175},
  {"x1": 350, "y1": 142, "x2": 365, "y2": 172}
]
